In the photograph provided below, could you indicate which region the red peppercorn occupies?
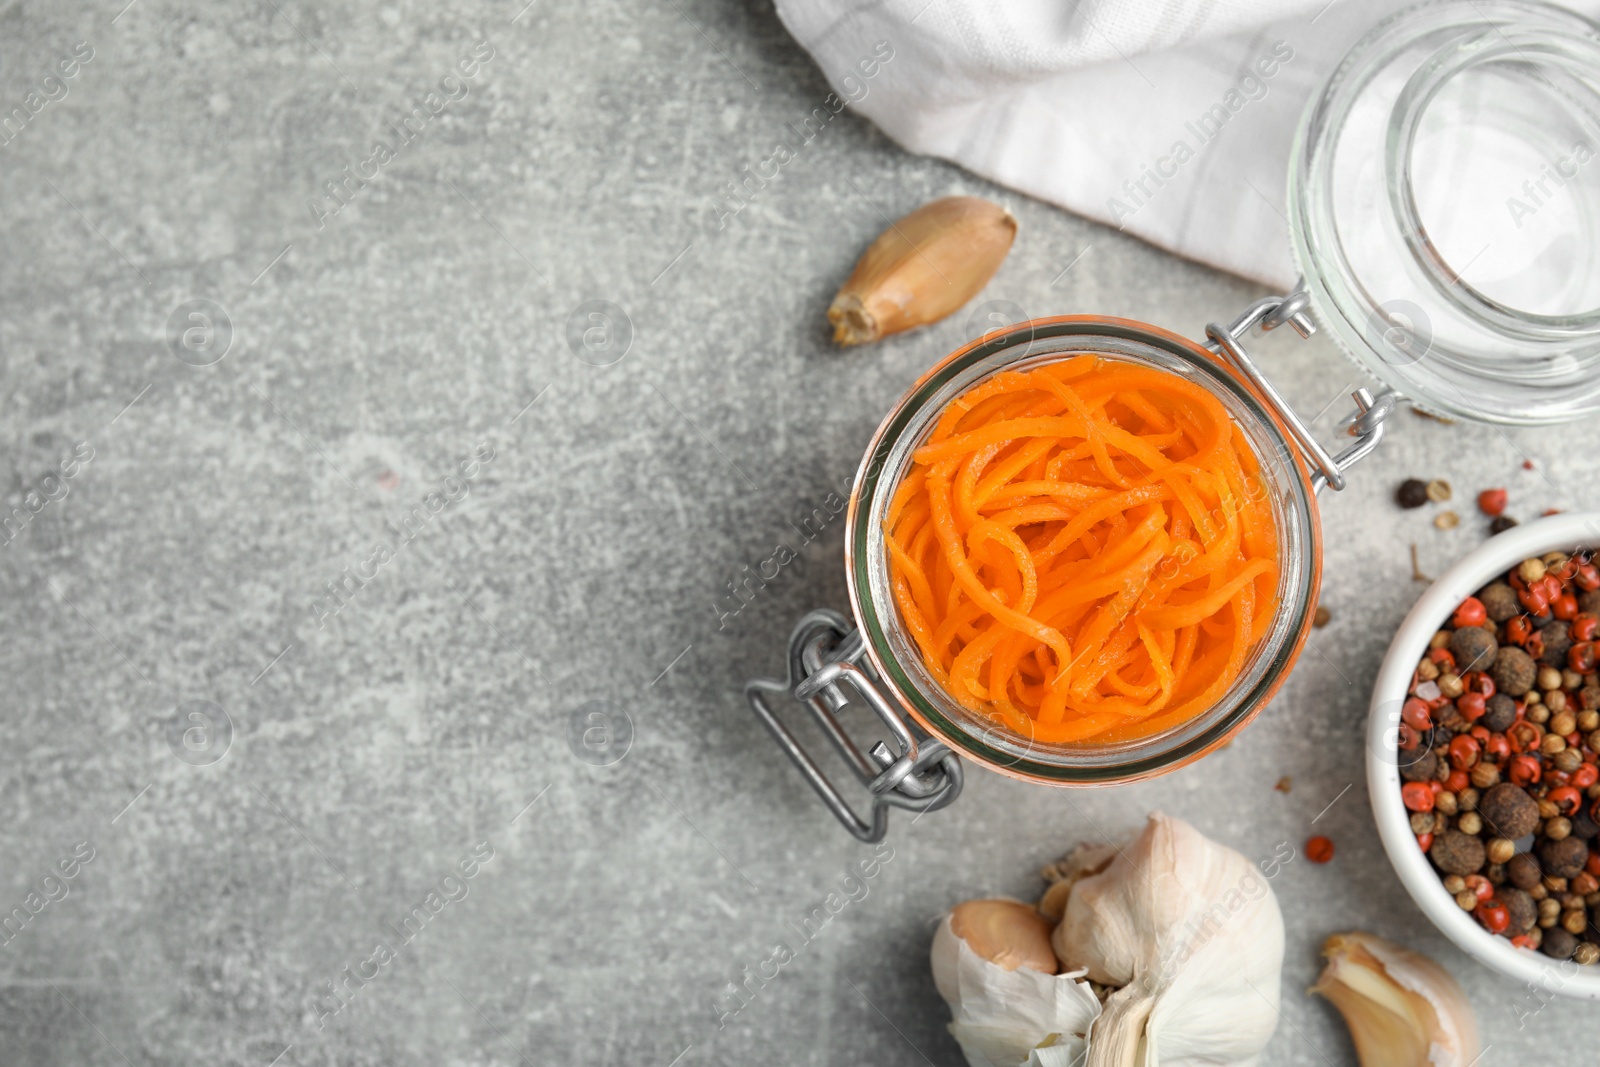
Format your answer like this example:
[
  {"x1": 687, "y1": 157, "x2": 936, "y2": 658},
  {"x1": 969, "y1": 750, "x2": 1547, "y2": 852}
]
[
  {"x1": 1549, "y1": 786, "x2": 1584, "y2": 815},
  {"x1": 1509, "y1": 754, "x2": 1543, "y2": 785},
  {"x1": 1465, "y1": 874, "x2": 1494, "y2": 901},
  {"x1": 1428, "y1": 779, "x2": 1444, "y2": 796},
  {"x1": 1484, "y1": 732, "x2": 1510, "y2": 761},
  {"x1": 1571, "y1": 642, "x2": 1598, "y2": 674},
  {"x1": 1402, "y1": 782, "x2": 1436, "y2": 812},
  {"x1": 1541, "y1": 574, "x2": 1565, "y2": 601},
  {"x1": 1505, "y1": 615, "x2": 1534, "y2": 646},
  {"x1": 1507, "y1": 721, "x2": 1543, "y2": 754},
  {"x1": 1458, "y1": 693, "x2": 1487, "y2": 722},
  {"x1": 1465, "y1": 671, "x2": 1495, "y2": 698},
  {"x1": 1527, "y1": 630, "x2": 1547, "y2": 659},
  {"x1": 1427, "y1": 647, "x2": 1456, "y2": 671},
  {"x1": 1452, "y1": 596, "x2": 1488, "y2": 629},
  {"x1": 1448, "y1": 735, "x2": 1481, "y2": 770},
  {"x1": 1477, "y1": 488, "x2": 1508, "y2": 517},
  {"x1": 1476, "y1": 899, "x2": 1511, "y2": 933},
  {"x1": 1445, "y1": 769, "x2": 1470, "y2": 793},
  {"x1": 1520, "y1": 586, "x2": 1550, "y2": 615},
  {"x1": 1417, "y1": 831, "x2": 1433, "y2": 854},
  {"x1": 1398, "y1": 722, "x2": 1420, "y2": 751},
  {"x1": 1556, "y1": 556, "x2": 1581, "y2": 581},
  {"x1": 1573, "y1": 614, "x2": 1600, "y2": 643},
  {"x1": 1572, "y1": 764, "x2": 1599, "y2": 789},
  {"x1": 1587, "y1": 848, "x2": 1600, "y2": 879},
  {"x1": 1548, "y1": 769, "x2": 1572, "y2": 788},
  {"x1": 1402, "y1": 697, "x2": 1433, "y2": 732},
  {"x1": 1512, "y1": 934, "x2": 1536, "y2": 949},
  {"x1": 1578, "y1": 563, "x2": 1600, "y2": 592},
  {"x1": 1306, "y1": 835, "x2": 1335, "y2": 864},
  {"x1": 1554, "y1": 593, "x2": 1579, "y2": 621}
]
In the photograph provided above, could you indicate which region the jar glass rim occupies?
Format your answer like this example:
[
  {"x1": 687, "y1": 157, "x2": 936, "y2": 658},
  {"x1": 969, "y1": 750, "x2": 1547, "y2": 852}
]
[
  {"x1": 1388, "y1": 29, "x2": 1600, "y2": 336},
  {"x1": 844, "y1": 316, "x2": 1323, "y2": 785}
]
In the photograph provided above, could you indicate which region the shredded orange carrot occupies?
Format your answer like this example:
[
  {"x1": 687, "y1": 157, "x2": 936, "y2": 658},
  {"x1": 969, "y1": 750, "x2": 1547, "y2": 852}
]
[{"x1": 885, "y1": 355, "x2": 1280, "y2": 744}]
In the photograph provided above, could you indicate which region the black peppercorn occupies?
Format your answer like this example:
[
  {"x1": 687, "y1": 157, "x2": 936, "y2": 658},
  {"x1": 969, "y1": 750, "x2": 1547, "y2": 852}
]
[
  {"x1": 1489, "y1": 515, "x2": 1519, "y2": 535},
  {"x1": 1491, "y1": 646, "x2": 1538, "y2": 697},
  {"x1": 1479, "y1": 582, "x2": 1521, "y2": 622},
  {"x1": 1399, "y1": 747, "x2": 1439, "y2": 783},
  {"x1": 1571, "y1": 808, "x2": 1600, "y2": 841},
  {"x1": 1539, "y1": 836, "x2": 1589, "y2": 880},
  {"x1": 1502, "y1": 886, "x2": 1538, "y2": 935},
  {"x1": 1480, "y1": 783, "x2": 1541, "y2": 839},
  {"x1": 1482, "y1": 693, "x2": 1518, "y2": 733},
  {"x1": 1540, "y1": 623, "x2": 1575, "y2": 669},
  {"x1": 1397, "y1": 479, "x2": 1430, "y2": 508},
  {"x1": 1508, "y1": 852, "x2": 1543, "y2": 890},
  {"x1": 1430, "y1": 830, "x2": 1487, "y2": 876},
  {"x1": 1543, "y1": 926, "x2": 1578, "y2": 960},
  {"x1": 1450, "y1": 627, "x2": 1498, "y2": 673}
]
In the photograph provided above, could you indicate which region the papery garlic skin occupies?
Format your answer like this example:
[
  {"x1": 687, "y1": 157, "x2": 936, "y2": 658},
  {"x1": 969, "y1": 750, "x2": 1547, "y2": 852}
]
[
  {"x1": 1052, "y1": 812, "x2": 1285, "y2": 1067},
  {"x1": 827, "y1": 196, "x2": 1016, "y2": 345},
  {"x1": 931, "y1": 907, "x2": 1101, "y2": 1067},
  {"x1": 1310, "y1": 932, "x2": 1479, "y2": 1067}
]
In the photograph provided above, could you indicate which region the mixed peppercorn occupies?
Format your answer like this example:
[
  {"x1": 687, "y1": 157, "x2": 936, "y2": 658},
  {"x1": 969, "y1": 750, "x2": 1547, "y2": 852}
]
[
  {"x1": 1399, "y1": 550, "x2": 1600, "y2": 964},
  {"x1": 1396, "y1": 477, "x2": 1523, "y2": 535}
]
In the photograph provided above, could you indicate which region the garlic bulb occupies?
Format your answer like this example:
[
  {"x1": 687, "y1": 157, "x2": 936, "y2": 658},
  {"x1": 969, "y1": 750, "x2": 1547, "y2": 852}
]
[
  {"x1": 1052, "y1": 812, "x2": 1285, "y2": 1067},
  {"x1": 931, "y1": 899, "x2": 1101, "y2": 1067},
  {"x1": 1309, "y1": 932, "x2": 1479, "y2": 1067}
]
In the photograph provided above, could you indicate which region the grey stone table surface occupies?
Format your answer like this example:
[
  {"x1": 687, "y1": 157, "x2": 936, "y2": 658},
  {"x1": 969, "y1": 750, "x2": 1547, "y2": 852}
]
[{"x1": 1, "y1": 1, "x2": 1596, "y2": 1064}]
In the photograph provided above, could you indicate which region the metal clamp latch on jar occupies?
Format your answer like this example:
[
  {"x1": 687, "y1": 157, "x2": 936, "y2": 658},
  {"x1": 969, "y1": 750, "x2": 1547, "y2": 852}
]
[
  {"x1": 745, "y1": 609, "x2": 963, "y2": 842},
  {"x1": 1206, "y1": 282, "x2": 1397, "y2": 495}
]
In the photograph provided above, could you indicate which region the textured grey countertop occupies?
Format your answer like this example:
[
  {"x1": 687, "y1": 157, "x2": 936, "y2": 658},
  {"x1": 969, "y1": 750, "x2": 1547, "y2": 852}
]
[{"x1": 2, "y1": 1, "x2": 1596, "y2": 1064}]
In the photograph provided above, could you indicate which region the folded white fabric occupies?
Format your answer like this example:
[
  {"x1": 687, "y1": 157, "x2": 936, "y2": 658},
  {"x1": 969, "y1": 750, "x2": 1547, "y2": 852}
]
[{"x1": 775, "y1": 0, "x2": 1597, "y2": 289}]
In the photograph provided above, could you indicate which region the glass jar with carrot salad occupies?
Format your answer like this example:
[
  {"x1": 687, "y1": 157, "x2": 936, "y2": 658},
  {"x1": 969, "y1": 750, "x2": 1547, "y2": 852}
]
[
  {"x1": 854, "y1": 317, "x2": 1328, "y2": 775},
  {"x1": 746, "y1": 313, "x2": 1342, "y2": 841},
  {"x1": 748, "y1": 2, "x2": 1600, "y2": 841}
]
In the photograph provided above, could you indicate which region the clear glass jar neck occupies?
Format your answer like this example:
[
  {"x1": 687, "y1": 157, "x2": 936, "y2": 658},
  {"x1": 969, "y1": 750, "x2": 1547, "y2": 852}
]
[{"x1": 1291, "y1": 0, "x2": 1600, "y2": 424}]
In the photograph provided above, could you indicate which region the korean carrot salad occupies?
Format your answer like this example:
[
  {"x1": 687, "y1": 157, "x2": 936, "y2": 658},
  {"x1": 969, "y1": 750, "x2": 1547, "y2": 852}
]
[{"x1": 883, "y1": 356, "x2": 1282, "y2": 744}]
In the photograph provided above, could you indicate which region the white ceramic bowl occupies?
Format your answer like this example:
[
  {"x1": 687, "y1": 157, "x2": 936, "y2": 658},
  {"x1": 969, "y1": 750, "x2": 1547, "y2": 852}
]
[{"x1": 1368, "y1": 512, "x2": 1600, "y2": 999}]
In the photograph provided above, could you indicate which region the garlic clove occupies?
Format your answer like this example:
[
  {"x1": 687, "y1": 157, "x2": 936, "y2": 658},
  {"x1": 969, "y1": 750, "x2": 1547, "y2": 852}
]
[
  {"x1": 1309, "y1": 932, "x2": 1480, "y2": 1067},
  {"x1": 1037, "y1": 879, "x2": 1073, "y2": 924},
  {"x1": 827, "y1": 196, "x2": 1017, "y2": 346},
  {"x1": 1038, "y1": 841, "x2": 1119, "y2": 921},
  {"x1": 932, "y1": 903, "x2": 1100, "y2": 1067},
  {"x1": 949, "y1": 899, "x2": 1058, "y2": 977}
]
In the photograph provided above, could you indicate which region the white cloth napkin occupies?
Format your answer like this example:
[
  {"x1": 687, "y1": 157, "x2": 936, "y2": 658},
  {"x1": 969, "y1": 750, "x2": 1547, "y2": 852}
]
[{"x1": 774, "y1": 0, "x2": 1595, "y2": 290}]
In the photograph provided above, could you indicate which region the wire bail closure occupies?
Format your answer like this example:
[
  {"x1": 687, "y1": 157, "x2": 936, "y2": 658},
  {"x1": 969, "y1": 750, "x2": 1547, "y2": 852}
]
[
  {"x1": 745, "y1": 610, "x2": 964, "y2": 842},
  {"x1": 1206, "y1": 281, "x2": 1395, "y2": 495}
]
